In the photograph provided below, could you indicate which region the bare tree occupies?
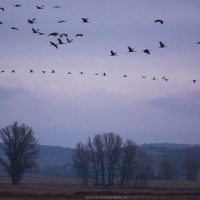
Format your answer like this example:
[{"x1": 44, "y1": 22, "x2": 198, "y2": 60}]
[
  {"x1": 0, "y1": 122, "x2": 39, "y2": 185},
  {"x1": 103, "y1": 132, "x2": 122, "y2": 185},
  {"x1": 159, "y1": 159, "x2": 176, "y2": 180},
  {"x1": 182, "y1": 155, "x2": 199, "y2": 181},
  {"x1": 72, "y1": 142, "x2": 89, "y2": 186},
  {"x1": 119, "y1": 139, "x2": 137, "y2": 185},
  {"x1": 93, "y1": 134, "x2": 105, "y2": 185},
  {"x1": 134, "y1": 150, "x2": 152, "y2": 186},
  {"x1": 87, "y1": 134, "x2": 106, "y2": 185}
]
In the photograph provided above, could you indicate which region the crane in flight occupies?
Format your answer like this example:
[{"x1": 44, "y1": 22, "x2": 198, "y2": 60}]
[
  {"x1": 36, "y1": 5, "x2": 44, "y2": 9},
  {"x1": 159, "y1": 41, "x2": 167, "y2": 48},
  {"x1": 50, "y1": 41, "x2": 58, "y2": 49},
  {"x1": 81, "y1": 18, "x2": 91, "y2": 23},
  {"x1": 110, "y1": 50, "x2": 118, "y2": 56},
  {"x1": 142, "y1": 49, "x2": 151, "y2": 54},
  {"x1": 127, "y1": 46, "x2": 137, "y2": 53},
  {"x1": 154, "y1": 19, "x2": 164, "y2": 24},
  {"x1": 27, "y1": 18, "x2": 36, "y2": 24}
]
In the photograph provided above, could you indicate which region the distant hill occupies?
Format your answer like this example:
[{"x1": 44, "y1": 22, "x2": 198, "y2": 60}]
[{"x1": 1, "y1": 143, "x2": 200, "y2": 178}]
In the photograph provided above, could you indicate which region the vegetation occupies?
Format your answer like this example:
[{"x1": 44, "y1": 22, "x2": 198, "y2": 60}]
[
  {"x1": 72, "y1": 132, "x2": 151, "y2": 186},
  {"x1": 0, "y1": 122, "x2": 39, "y2": 185}
]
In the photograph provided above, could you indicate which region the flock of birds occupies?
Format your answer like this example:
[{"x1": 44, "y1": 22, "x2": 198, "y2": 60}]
[{"x1": 0, "y1": 4, "x2": 200, "y2": 84}]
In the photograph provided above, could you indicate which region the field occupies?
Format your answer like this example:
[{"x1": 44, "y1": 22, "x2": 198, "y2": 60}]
[{"x1": 0, "y1": 176, "x2": 200, "y2": 200}]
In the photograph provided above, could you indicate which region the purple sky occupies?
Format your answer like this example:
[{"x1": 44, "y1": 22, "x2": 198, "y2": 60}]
[{"x1": 0, "y1": 0, "x2": 200, "y2": 148}]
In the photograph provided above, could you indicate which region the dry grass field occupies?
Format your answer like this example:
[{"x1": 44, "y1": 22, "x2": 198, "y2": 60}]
[{"x1": 0, "y1": 176, "x2": 200, "y2": 200}]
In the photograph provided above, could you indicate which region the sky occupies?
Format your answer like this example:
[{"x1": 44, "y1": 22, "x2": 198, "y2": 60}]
[{"x1": 0, "y1": 0, "x2": 200, "y2": 148}]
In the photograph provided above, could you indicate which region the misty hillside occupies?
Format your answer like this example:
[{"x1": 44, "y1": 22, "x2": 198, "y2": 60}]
[{"x1": 1, "y1": 143, "x2": 200, "y2": 178}]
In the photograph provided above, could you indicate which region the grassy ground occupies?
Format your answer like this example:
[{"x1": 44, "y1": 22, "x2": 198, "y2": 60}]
[{"x1": 0, "y1": 176, "x2": 200, "y2": 199}]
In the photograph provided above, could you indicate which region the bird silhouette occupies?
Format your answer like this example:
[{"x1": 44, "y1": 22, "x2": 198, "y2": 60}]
[
  {"x1": 110, "y1": 50, "x2": 118, "y2": 56},
  {"x1": 11, "y1": 27, "x2": 19, "y2": 30},
  {"x1": 53, "y1": 6, "x2": 62, "y2": 8},
  {"x1": 0, "y1": 7, "x2": 4, "y2": 11},
  {"x1": 1, "y1": 70, "x2": 5, "y2": 73},
  {"x1": 0, "y1": 21, "x2": 3, "y2": 25},
  {"x1": 80, "y1": 72, "x2": 84, "y2": 74},
  {"x1": 103, "y1": 72, "x2": 107, "y2": 76},
  {"x1": 60, "y1": 33, "x2": 68, "y2": 38},
  {"x1": 123, "y1": 74, "x2": 128, "y2": 77},
  {"x1": 32, "y1": 28, "x2": 39, "y2": 33},
  {"x1": 76, "y1": 34, "x2": 83, "y2": 37},
  {"x1": 57, "y1": 20, "x2": 66, "y2": 23},
  {"x1": 66, "y1": 38, "x2": 73, "y2": 43},
  {"x1": 36, "y1": 5, "x2": 44, "y2": 9},
  {"x1": 154, "y1": 19, "x2": 164, "y2": 24},
  {"x1": 159, "y1": 41, "x2": 167, "y2": 48},
  {"x1": 50, "y1": 41, "x2": 58, "y2": 49},
  {"x1": 57, "y1": 38, "x2": 66, "y2": 44},
  {"x1": 196, "y1": 42, "x2": 200, "y2": 44},
  {"x1": 94, "y1": 73, "x2": 99, "y2": 75},
  {"x1": 127, "y1": 46, "x2": 137, "y2": 53},
  {"x1": 152, "y1": 77, "x2": 157, "y2": 80},
  {"x1": 14, "y1": 4, "x2": 21, "y2": 7},
  {"x1": 38, "y1": 32, "x2": 46, "y2": 35},
  {"x1": 27, "y1": 18, "x2": 36, "y2": 24},
  {"x1": 81, "y1": 18, "x2": 90, "y2": 23},
  {"x1": 11, "y1": 70, "x2": 15, "y2": 73},
  {"x1": 51, "y1": 70, "x2": 55, "y2": 73},
  {"x1": 68, "y1": 72, "x2": 72, "y2": 74},
  {"x1": 49, "y1": 32, "x2": 59, "y2": 37},
  {"x1": 30, "y1": 69, "x2": 34, "y2": 73},
  {"x1": 142, "y1": 49, "x2": 151, "y2": 54},
  {"x1": 141, "y1": 76, "x2": 146, "y2": 78},
  {"x1": 192, "y1": 80, "x2": 197, "y2": 83},
  {"x1": 42, "y1": 71, "x2": 45, "y2": 74}
]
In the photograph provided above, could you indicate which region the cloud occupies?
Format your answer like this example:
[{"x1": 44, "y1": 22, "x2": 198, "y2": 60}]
[{"x1": 150, "y1": 91, "x2": 200, "y2": 116}]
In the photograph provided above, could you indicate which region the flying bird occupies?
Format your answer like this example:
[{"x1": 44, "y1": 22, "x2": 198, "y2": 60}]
[
  {"x1": 141, "y1": 76, "x2": 146, "y2": 78},
  {"x1": 68, "y1": 72, "x2": 72, "y2": 74},
  {"x1": 11, "y1": 70, "x2": 15, "y2": 73},
  {"x1": 11, "y1": 27, "x2": 19, "y2": 30},
  {"x1": 76, "y1": 34, "x2": 83, "y2": 37},
  {"x1": 103, "y1": 72, "x2": 107, "y2": 76},
  {"x1": 0, "y1": 7, "x2": 4, "y2": 11},
  {"x1": 14, "y1": 4, "x2": 21, "y2": 7},
  {"x1": 196, "y1": 42, "x2": 200, "y2": 44},
  {"x1": 94, "y1": 73, "x2": 99, "y2": 75},
  {"x1": 53, "y1": 6, "x2": 62, "y2": 8},
  {"x1": 123, "y1": 74, "x2": 128, "y2": 77},
  {"x1": 152, "y1": 77, "x2": 157, "y2": 80},
  {"x1": 127, "y1": 46, "x2": 137, "y2": 53},
  {"x1": 154, "y1": 19, "x2": 164, "y2": 24},
  {"x1": 29, "y1": 69, "x2": 34, "y2": 73},
  {"x1": 159, "y1": 41, "x2": 167, "y2": 48},
  {"x1": 60, "y1": 33, "x2": 68, "y2": 38},
  {"x1": 51, "y1": 70, "x2": 55, "y2": 73},
  {"x1": 42, "y1": 71, "x2": 45, "y2": 74},
  {"x1": 192, "y1": 80, "x2": 197, "y2": 83},
  {"x1": 32, "y1": 28, "x2": 39, "y2": 33},
  {"x1": 38, "y1": 32, "x2": 46, "y2": 35},
  {"x1": 1, "y1": 70, "x2": 5, "y2": 73},
  {"x1": 80, "y1": 72, "x2": 84, "y2": 74},
  {"x1": 27, "y1": 18, "x2": 36, "y2": 24},
  {"x1": 66, "y1": 38, "x2": 73, "y2": 43},
  {"x1": 49, "y1": 32, "x2": 59, "y2": 37},
  {"x1": 50, "y1": 41, "x2": 58, "y2": 49},
  {"x1": 81, "y1": 18, "x2": 91, "y2": 23},
  {"x1": 0, "y1": 21, "x2": 3, "y2": 25},
  {"x1": 57, "y1": 38, "x2": 66, "y2": 44},
  {"x1": 142, "y1": 49, "x2": 151, "y2": 54},
  {"x1": 57, "y1": 20, "x2": 66, "y2": 23},
  {"x1": 36, "y1": 5, "x2": 44, "y2": 9},
  {"x1": 110, "y1": 50, "x2": 118, "y2": 56}
]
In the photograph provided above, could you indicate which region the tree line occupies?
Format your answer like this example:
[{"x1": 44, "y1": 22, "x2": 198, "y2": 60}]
[
  {"x1": 0, "y1": 122, "x2": 200, "y2": 185},
  {"x1": 72, "y1": 132, "x2": 151, "y2": 186}
]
